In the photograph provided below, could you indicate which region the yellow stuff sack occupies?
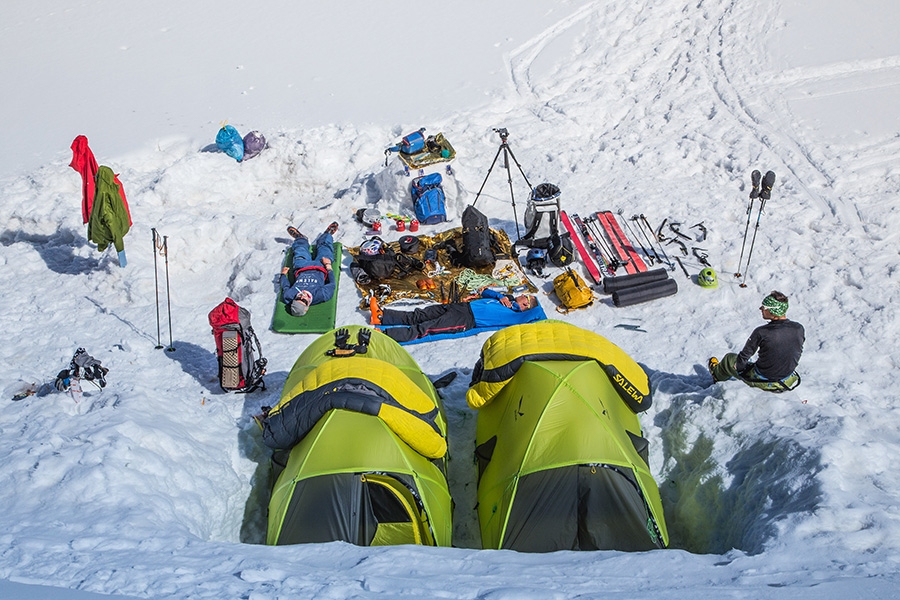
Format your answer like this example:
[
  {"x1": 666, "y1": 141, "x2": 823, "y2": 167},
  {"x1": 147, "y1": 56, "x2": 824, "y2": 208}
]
[{"x1": 553, "y1": 268, "x2": 594, "y2": 312}]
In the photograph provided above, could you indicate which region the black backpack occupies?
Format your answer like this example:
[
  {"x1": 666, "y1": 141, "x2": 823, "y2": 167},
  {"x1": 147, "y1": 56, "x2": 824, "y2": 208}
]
[
  {"x1": 548, "y1": 232, "x2": 575, "y2": 267},
  {"x1": 459, "y1": 205, "x2": 495, "y2": 268},
  {"x1": 358, "y1": 246, "x2": 400, "y2": 280},
  {"x1": 355, "y1": 237, "x2": 422, "y2": 281}
]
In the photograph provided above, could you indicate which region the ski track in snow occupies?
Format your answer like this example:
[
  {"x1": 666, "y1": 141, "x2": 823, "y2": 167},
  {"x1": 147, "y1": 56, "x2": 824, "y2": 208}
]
[
  {"x1": 770, "y1": 55, "x2": 900, "y2": 90},
  {"x1": 494, "y1": 0, "x2": 900, "y2": 564}
]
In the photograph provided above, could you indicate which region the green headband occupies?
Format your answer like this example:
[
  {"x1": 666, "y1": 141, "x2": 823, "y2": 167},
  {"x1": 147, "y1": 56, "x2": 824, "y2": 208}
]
[{"x1": 761, "y1": 295, "x2": 788, "y2": 317}]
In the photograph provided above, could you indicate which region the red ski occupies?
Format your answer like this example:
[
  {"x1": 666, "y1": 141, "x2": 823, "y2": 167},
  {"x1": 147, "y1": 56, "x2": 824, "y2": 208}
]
[
  {"x1": 595, "y1": 212, "x2": 638, "y2": 274},
  {"x1": 599, "y1": 211, "x2": 648, "y2": 272},
  {"x1": 560, "y1": 210, "x2": 602, "y2": 285}
]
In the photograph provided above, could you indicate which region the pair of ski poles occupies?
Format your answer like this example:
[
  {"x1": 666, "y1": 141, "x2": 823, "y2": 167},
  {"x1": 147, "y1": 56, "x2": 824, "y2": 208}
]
[
  {"x1": 152, "y1": 229, "x2": 175, "y2": 351},
  {"x1": 735, "y1": 170, "x2": 775, "y2": 288},
  {"x1": 631, "y1": 213, "x2": 675, "y2": 271}
]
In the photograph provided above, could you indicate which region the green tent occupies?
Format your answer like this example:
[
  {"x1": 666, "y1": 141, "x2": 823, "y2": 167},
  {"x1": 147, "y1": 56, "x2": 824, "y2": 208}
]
[
  {"x1": 265, "y1": 326, "x2": 452, "y2": 547},
  {"x1": 468, "y1": 321, "x2": 669, "y2": 552}
]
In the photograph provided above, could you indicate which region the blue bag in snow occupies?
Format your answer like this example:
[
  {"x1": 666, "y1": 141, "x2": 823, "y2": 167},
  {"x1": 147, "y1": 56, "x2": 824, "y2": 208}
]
[
  {"x1": 216, "y1": 125, "x2": 244, "y2": 161},
  {"x1": 410, "y1": 172, "x2": 447, "y2": 225}
]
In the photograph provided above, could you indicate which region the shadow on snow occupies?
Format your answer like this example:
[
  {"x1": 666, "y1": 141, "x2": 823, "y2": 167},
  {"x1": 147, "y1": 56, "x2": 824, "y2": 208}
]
[
  {"x1": 1, "y1": 228, "x2": 104, "y2": 274},
  {"x1": 647, "y1": 365, "x2": 823, "y2": 555}
]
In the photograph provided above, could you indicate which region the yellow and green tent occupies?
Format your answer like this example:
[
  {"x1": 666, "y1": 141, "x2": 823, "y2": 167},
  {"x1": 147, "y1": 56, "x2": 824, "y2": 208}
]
[
  {"x1": 468, "y1": 320, "x2": 669, "y2": 552},
  {"x1": 264, "y1": 326, "x2": 452, "y2": 547}
]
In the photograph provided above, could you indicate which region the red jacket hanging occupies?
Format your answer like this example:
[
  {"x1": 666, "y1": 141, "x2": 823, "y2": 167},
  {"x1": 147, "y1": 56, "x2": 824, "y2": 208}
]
[
  {"x1": 69, "y1": 135, "x2": 132, "y2": 226},
  {"x1": 70, "y1": 135, "x2": 98, "y2": 224}
]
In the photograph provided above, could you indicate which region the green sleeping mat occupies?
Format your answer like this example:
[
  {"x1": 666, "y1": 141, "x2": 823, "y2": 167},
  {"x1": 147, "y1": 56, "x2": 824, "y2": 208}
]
[{"x1": 272, "y1": 243, "x2": 342, "y2": 334}]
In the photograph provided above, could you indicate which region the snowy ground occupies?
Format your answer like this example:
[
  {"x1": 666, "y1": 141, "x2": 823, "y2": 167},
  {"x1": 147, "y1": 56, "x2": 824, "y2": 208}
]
[{"x1": 2, "y1": 1, "x2": 900, "y2": 598}]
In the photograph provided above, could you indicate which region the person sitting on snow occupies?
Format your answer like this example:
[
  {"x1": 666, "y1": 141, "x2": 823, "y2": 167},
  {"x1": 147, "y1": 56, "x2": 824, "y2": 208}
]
[
  {"x1": 369, "y1": 287, "x2": 541, "y2": 343},
  {"x1": 280, "y1": 222, "x2": 339, "y2": 316},
  {"x1": 708, "y1": 290, "x2": 805, "y2": 388}
]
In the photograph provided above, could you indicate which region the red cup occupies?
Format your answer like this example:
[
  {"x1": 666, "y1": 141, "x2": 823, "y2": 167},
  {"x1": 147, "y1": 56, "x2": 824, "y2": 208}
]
[
  {"x1": 409, "y1": 219, "x2": 419, "y2": 232},
  {"x1": 396, "y1": 219, "x2": 405, "y2": 232}
]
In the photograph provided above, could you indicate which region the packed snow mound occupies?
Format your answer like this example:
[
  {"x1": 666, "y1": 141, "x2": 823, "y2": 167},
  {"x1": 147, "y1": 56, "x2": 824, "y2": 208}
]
[{"x1": 3, "y1": 0, "x2": 900, "y2": 598}]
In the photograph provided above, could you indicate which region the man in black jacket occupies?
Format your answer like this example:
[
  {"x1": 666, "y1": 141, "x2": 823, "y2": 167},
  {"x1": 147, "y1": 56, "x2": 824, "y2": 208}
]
[{"x1": 709, "y1": 291, "x2": 805, "y2": 388}]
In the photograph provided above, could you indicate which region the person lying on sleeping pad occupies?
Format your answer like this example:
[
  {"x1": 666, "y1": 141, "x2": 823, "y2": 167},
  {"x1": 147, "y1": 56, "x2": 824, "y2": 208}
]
[
  {"x1": 368, "y1": 287, "x2": 540, "y2": 343},
  {"x1": 281, "y1": 222, "x2": 338, "y2": 317}
]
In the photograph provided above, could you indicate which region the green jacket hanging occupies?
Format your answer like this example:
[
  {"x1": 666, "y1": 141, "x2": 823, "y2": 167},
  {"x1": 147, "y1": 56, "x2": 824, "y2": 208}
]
[{"x1": 88, "y1": 166, "x2": 131, "y2": 253}]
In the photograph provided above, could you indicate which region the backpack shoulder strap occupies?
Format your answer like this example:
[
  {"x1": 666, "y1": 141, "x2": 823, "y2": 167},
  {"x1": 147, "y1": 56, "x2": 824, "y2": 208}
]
[{"x1": 239, "y1": 326, "x2": 268, "y2": 393}]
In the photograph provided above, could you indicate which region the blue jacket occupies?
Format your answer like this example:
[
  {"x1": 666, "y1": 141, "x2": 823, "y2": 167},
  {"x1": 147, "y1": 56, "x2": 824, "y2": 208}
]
[
  {"x1": 281, "y1": 267, "x2": 334, "y2": 306},
  {"x1": 469, "y1": 289, "x2": 542, "y2": 328},
  {"x1": 280, "y1": 234, "x2": 337, "y2": 306}
]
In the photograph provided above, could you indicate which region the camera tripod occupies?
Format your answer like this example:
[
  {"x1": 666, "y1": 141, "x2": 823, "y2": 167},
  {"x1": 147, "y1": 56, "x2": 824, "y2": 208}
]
[{"x1": 472, "y1": 128, "x2": 533, "y2": 240}]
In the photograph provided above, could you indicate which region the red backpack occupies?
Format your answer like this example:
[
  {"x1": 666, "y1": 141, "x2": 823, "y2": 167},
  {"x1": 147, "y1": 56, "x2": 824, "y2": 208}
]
[{"x1": 208, "y1": 298, "x2": 267, "y2": 393}]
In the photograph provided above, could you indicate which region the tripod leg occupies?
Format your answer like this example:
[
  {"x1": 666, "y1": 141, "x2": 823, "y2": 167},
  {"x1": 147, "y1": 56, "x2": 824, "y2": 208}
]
[
  {"x1": 503, "y1": 144, "x2": 533, "y2": 190},
  {"x1": 474, "y1": 139, "x2": 532, "y2": 242},
  {"x1": 502, "y1": 147, "x2": 522, "y2": 240},
  {"x1": 472, "y1": 145, "x2": 505, "y2": 207},
  {"x1": 504, "y1": 143, "x2": 535, "y2": 242}
]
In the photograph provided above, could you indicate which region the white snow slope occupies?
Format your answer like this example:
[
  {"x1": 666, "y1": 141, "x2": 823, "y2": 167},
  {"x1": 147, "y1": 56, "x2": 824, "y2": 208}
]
[{"x1": 1, "y1": 1, "x2": 900, "y2": 598}]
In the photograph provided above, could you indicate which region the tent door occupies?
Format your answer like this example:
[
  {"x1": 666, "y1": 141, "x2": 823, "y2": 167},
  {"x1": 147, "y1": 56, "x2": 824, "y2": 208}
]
[{"x1": 361, "y1": 474, "x2": 434, "y2": 546}]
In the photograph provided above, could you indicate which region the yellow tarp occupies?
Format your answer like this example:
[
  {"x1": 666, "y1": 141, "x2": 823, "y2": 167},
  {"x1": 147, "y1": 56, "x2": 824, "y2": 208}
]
[
  {"x1": 347, "y1": 227, "x2": 537, "y2": 309},
  {"x1": 395, "y1": 132, "x2": 456, "y2": 169}
]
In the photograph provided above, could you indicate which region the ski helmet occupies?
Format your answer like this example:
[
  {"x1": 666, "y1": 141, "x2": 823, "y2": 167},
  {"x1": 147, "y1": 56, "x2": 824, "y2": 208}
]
[
  {"x1": 526, "y1": 248, "x2": 548, "y2": 276},
  {"x1": 526, "y1": 248, "x2": 547, "y2": 263},
  {"x1": 698, "y1": 267, "x2": 718, "y2": 288},
  {"x1": 359, "y1": 237, "x2": 385, "y2": 256}
]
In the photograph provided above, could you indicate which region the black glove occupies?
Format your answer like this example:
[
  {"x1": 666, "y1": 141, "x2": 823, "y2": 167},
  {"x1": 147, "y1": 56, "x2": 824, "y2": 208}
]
[
  {"x1": 355, "y1": 328, "x2": 372, "y2": 354},
  {"x1": 333, "y1": 328, "x2": 352, "y2": 349}
]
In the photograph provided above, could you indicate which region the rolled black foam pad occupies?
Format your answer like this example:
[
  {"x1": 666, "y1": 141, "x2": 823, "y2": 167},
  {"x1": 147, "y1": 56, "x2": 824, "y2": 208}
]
[
  {"x1": 612, "y1": 278, "x2": 678, "y2": 307},
  {"x1": 603, "y1": 267, "x2": 669, "y2": 294}
]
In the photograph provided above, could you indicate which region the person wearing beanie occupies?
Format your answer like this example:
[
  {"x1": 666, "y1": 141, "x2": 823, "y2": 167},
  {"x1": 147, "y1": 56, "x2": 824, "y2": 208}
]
[
  {"x1": 708, "y1": 290, "x2": 805, "y2": 387},
  {"x1": 280, "y1": 222, "x2": 339, "y2": 317}
]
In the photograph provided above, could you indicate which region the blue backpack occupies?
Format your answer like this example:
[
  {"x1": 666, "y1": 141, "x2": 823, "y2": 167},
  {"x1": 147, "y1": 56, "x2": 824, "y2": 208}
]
[{"x1": 410, "y1": 173, "x2": 447, "y2": 225}]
